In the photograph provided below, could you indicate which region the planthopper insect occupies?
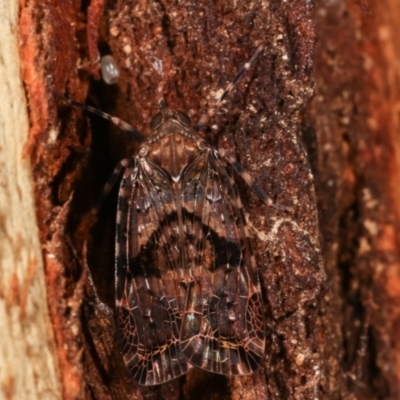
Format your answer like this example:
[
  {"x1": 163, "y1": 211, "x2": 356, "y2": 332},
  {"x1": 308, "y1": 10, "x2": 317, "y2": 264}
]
[{"x1": 60, "y1": 46, "x2": 290, "y2": 386}]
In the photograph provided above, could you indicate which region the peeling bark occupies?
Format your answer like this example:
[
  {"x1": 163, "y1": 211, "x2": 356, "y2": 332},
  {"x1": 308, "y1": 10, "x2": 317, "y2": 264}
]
[{"x1": 0, "y1": 0, "x2": 61, "y2": 399}]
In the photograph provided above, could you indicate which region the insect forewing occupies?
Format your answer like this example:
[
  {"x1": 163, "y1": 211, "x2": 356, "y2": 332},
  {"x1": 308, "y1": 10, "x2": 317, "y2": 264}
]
[
  {"x1": 115, "y1": 123, "x2": 266, "y2": 385},
  {"x1": 115, "y1": 159, "x2": 189, "y2": 386},
  {"x1": 179, "y1": 151, "x2": 265, "y2": 375}
]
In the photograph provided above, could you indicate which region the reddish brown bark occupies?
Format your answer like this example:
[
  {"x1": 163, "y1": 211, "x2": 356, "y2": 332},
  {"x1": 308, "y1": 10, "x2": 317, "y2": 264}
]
[
  {"x1": 308, "y1": 1, "x2": 400, "y2": 398},
  {"x1": 19, "y1": 0, "x2": 400, "y2": 399}
]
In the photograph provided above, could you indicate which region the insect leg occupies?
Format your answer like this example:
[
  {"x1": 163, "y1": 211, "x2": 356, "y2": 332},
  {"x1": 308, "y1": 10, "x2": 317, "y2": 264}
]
[
  {"x1": 55, "y1": 94, "x2": 143, "y2": 142},
  {"x1": 194, "y1": 45, "x2": 263, "y2": 131},
  {"x1": 218, "y1": 148, "x2": 293, "y2": 213},
  {"x1": 91, "y1": 158, "x2": 131, "y2": 215},
  {"x1": 64, "y1": 225, "x2": 113, "y2": 314},
  {"x1": 74, "y1": 158, "x2": 131, "y2": 254}
]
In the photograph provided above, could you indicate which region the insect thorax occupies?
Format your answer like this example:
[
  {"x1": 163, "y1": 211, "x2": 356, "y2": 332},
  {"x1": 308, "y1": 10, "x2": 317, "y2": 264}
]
[{"x1": 139, "y1": 111, "x2": 209, "y2": 182}]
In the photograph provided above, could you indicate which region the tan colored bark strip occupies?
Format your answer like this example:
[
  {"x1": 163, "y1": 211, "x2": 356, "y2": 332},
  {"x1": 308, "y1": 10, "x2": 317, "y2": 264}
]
[{"x1": 0, "y1": 0, "x2": 61, "y2": 398}]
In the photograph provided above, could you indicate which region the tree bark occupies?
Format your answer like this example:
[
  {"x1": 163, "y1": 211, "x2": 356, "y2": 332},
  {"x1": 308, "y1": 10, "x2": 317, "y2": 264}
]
[
  {"x1": 0, "y1": 0, "x2": 61, "y2": 399},
  {"x1": 15, "y1": 0, "x2": 400, "y2": 399},
  {"x1": 308, "y1": 1, "x2": 400, "y2": 398}
]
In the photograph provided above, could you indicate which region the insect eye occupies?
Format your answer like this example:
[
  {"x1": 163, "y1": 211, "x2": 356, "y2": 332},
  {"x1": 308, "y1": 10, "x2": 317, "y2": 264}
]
[
  {"x1": 176, "y1": 111, "x2": 191, "y2": 126},
  {"x1": 150, "y1": 113, "x2": 163, "y2": 129}
]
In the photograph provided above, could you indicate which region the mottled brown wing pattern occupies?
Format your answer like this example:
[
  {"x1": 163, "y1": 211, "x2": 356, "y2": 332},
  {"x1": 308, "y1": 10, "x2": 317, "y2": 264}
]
[
  {"x1": 180, "y1": 151, "x2": 265, "y2": 375},
  {"x1": 115, "y1": 159, "x2": 189, "y2": 386},
  {"x1": 115, "y1": 146, "x2": 265, "y2": 386}
]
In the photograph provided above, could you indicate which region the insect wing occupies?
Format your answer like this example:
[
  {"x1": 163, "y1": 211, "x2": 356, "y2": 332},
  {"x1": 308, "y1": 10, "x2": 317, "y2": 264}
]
[
  {"x1": 115, "y1": 160, "x2": 189, "y2": 386},
  {"x1": 115, "y1": 149, "x2": 265, "y2": 384},
  {"x1": 179, "y1": 151, "x2": 266, "y2": 375}
]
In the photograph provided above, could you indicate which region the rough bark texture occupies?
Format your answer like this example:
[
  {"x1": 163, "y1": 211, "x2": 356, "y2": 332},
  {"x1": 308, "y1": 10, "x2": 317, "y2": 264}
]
[
  {"x1": 309, "y1": 1, "x2": 400, "y2": 399},
  {"x1": 18, "y1": 0, "x2": 400, "y2": 399},
  {"x1": 0, "y1": 0, "x2": 61, "y2": 399}
]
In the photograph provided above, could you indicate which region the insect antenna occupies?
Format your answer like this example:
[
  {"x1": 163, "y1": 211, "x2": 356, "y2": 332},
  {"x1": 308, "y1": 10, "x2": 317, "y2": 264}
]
[
  {"x1": 218, "y1": 148, "x2": 293, "y2": 213},
  {"x1": 55, "y1": 93, "x2": 144, "y2": 142},
  {"x1": 56, "y1": 94, "x2": 137, "y2": 236},
  {"x1": 194, "y1": 45, "x2": 263, "y2": 131}
]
